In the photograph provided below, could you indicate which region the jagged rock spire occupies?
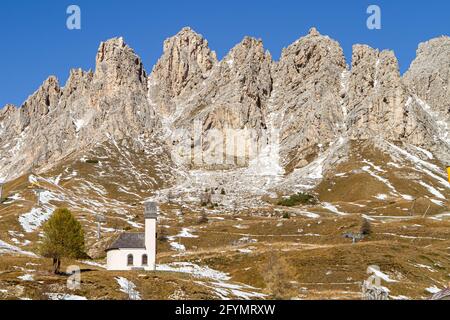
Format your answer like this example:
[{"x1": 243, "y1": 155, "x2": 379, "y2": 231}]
[
  {"x1": 345, "y1": 45, "x2": 405, "y2": 140},
  {"x1": 403, "y1": 36, "x2": 450, "y2": 117},
  {"x1": 94, "y1": 37, "x2": 147, "y2": 90},
  {"x1": 0, "y1": 104, "x2": 16, "y2": 117},
  {"x1": 308, "y1": 27, "x2": 320, "y2": 37},
  {"x1": 148, "y1": 27, "x2": 217, "y2": 115},
  {"x1": 272, "y1": 29, "x2": 347, "y2": 170},
  {"x1": 18, "y1": 76, "x2": 61, "y2": 131}
]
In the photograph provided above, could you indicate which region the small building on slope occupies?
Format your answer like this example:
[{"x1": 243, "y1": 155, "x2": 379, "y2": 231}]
[{"x1": 106, "y1": 202, "x2": 157, "y2": 271}]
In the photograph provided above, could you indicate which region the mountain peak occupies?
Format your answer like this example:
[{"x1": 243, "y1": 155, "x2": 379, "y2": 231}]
[
  {"x1": 0, "y1": 104, "x2": 16, "y2": 117},
  {"x1": 13, "y1": 75, "x2": 61, "y2": 132},
  {"x1": 224, "y1": 36, "x2": 265, "y2": 57},
  {"x1": 351, "y1": 45, "x2": 399, "y2": 71},
  {"x1": 95, "y1": 37, "x2": 130, "y2": 64},
  {"x1": 417, "y1": 35, "x2": 450, "y2": 52},
  {"x1": 279, "y1": 28, "x2": 346, "y2": 77},
  {"x1": 163, "y1": 27, "x2": 213, "y2": 54},
  {"x1": 238, "y1": 36, "x2": 264, "y2": 48},
  {"x1": 221, "y1": 36, "x2": 270, "y2": 71},
  {"x1": 174, "y1": 26, "x2": 202, "y2": 38},
  {"x1": 43, "y1": 75, "x2": 59, "y2": 87},
  {"x1": 308, "y1": 27, "x2": 320, "y2": 36},
  {"x1": 25, "y1": 75, "x2": 61, "y2": 106},
  {"x1": 404, "y1": 35, "x2": 450, "y2": 118},
  {"x1": 149, "y1": 27, "x2": 217, "y2": 110},
  {"x1": 94, "y1": 36, "x2": 147, "y2": 89}
]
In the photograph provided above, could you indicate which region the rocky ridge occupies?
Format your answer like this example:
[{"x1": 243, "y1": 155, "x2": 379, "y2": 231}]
[{"x1": 0, "y1": 28, "x2": 449, "y2": 189}]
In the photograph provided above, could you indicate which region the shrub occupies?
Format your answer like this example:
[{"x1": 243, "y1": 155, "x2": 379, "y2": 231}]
[
  {"x1": 86, "y1": 159, "x2": 99, "y2": 164},
  {"x1": 361, "y1": 218, "x2": 372, "y2": 236},
  {"x1": 197, "y1": 211, "x2": 209, "y2": 224},
  {"x1": 282, "y1": 213, "x2": 291, "y2": 219},
  {"x1": 207, "y1": 203, "x2": 218, "y2": 209},
  {"x1": 277, "y1": 193, "x2": 317, "y2": 207}
]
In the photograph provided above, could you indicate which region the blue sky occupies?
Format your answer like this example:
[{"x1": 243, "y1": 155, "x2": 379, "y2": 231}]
[{"x1": 0, "y1": 0, "x2": 448, "y2": 107}]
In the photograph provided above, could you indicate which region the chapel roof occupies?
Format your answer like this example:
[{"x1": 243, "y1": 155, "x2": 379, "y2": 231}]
[{"x1": 106, "y1": 233, "x2": 145, "y2": 251}]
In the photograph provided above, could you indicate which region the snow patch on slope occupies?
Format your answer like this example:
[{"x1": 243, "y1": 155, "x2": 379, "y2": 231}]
[
  {"x1": 419, "y1": 181, "x2": 445, "y2": 199},
  {"x1": 157, "y1": 262, "x2": 231, "y2": 281},
  {"x1": 322, "y1": 203, "x2": 347, "y2": 216},
  {"x1": 115, "y1": 277, "x2": 142, "y2": 300},
  {"x1": 0, "y1": 240, "x2": 38, "y2": 257},
  {"x1": 19, "y1": 189, "x2": 65, "y2": 233}
]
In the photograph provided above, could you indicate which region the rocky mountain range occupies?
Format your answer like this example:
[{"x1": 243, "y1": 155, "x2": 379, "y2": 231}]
[
  {"x1": 0, "y1": 27, "x2": 449, "y2": 301},
  {"x1": 0, "y1": 27, "x2": 449, "y2": 199},
  {"x1": 1, "y1": 27, "x2": 449, "y2": 182}
]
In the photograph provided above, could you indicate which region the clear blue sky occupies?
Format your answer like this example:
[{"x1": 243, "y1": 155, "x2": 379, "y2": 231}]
[{"x1": 0, "y1": 0, "x2": 448, "y2": 107}]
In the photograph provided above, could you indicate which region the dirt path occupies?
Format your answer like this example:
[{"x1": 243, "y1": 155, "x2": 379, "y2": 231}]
[{"x1": 157, "y1": 239, "x2": 359, "y2": 261}]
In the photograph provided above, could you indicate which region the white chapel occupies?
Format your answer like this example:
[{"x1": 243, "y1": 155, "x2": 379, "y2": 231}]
[{"x1": 106, "y1": 202, "x2": 158, "y2": 271}]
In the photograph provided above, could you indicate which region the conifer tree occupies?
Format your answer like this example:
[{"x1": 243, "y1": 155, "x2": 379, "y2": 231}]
[{"x1": 40, "y1": 208, "x2": 85, "y2": 274}]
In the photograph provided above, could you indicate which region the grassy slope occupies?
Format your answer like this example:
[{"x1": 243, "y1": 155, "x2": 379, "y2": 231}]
[{"x1": 1, "y1": 140, "x2": 449, "y2": 300}]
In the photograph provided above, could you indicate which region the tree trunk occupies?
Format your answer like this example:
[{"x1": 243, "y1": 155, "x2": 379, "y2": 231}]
[{"x1": 52, "y1": 258, "x2": 61, "y2": 274}]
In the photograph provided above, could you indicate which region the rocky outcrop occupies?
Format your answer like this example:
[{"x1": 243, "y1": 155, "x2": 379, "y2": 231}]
[
  {"x1": 18, "y1": 76, "x2": 61, "y2": 131},
  {"x1": 403, "y1": 36, "x2": 450, "y2": 118},
  {"x1": 0, "y1": 37, "x2": 158, "y2": 180},
  {"x1": 170, "y1": 36, "x2": 273, "y2": 168},
  {"x1": 344, "y1": 43, "x2": 449, "y2": 161},
  {"x1": 402, "y1": 36, "x2": 450, "y2": 159},
  {"x1": 94, "y1": 37, "x2": 147, "y2": 93},
  {"x1": 345, "y1": 45, "x2": 406, "y2": 141},
  {"x1": 0, "y1": 104, "x2": 17, "y2": 123},
  {"x1": 0, "y1": 104, "x2": 17, "y2": 141},
  {"x1": 148, "y1": 27, "x2": 218, "y2": 115},
  {"x1": 271, "y1": 28, "x2": 347, "y2": 171},
  {"x1": 87, "y1": 37, "x2": 156, "y2": 140}
]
